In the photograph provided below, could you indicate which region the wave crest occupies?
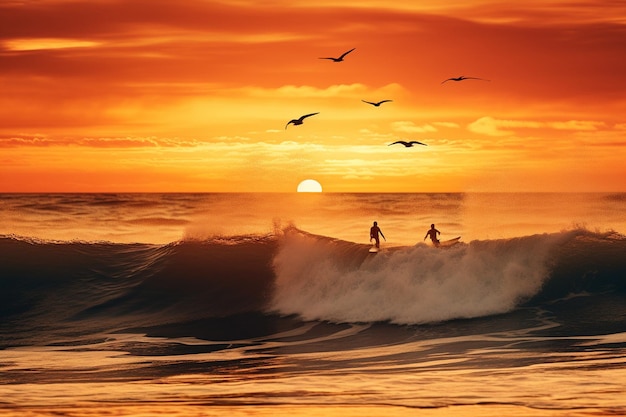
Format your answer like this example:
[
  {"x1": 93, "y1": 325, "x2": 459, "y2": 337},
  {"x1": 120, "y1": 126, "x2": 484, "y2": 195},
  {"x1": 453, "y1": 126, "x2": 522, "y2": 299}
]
[
  {"x1": 1, "y1": 229, "x2": 624, "y2": 332},
  {"x1": 270, "y1": 229, "x2": 620, "y2": 324}
]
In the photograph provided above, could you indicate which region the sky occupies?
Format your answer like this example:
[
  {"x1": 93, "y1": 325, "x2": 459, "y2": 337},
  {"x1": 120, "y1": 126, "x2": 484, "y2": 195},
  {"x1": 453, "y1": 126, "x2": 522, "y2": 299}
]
[{"x1": 1, "y1": 0, "x2": 625, "y2": 192}]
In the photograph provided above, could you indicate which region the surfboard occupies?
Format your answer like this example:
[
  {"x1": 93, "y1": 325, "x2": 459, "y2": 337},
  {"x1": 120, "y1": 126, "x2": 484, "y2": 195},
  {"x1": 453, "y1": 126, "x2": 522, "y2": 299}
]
[
  {"x1": 369, "y1": 246, "x2": 379, "y2": 253},
  {"x1": 437, "y1": 236, "x2": 461, "y2": 248}
]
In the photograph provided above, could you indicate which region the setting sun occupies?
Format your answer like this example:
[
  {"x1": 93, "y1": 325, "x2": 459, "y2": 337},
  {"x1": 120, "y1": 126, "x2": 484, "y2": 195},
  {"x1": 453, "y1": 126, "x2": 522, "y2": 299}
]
[{"x1": 297, "y1": 179, "x2": 323, "y2": 192}]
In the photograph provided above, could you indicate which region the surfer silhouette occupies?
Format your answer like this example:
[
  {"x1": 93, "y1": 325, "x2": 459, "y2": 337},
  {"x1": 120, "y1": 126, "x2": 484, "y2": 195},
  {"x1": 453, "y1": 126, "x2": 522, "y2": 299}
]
[
  {"x1": 370, "y1": 221, "x2": 386, "y2": 248},
  {"x1": 424, "y1": 224, "x2": 440, "y2": 246}
]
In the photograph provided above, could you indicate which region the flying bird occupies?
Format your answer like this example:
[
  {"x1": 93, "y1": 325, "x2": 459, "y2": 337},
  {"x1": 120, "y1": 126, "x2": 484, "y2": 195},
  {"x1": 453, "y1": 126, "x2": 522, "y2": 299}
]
[
  {"x1": 362, "y1": 99, "x2": 393, "y2": 107},
  {"x1": 441, "y1": 75, "x2": 490, "y2": 84},
  {"x1": 319, "y1": 48, "x2": 356, "y2": 62},
  {"x1": 388, "y1": 140, "x2": 427, "y2": 148},
  {"x1": 285, "y1": 112, "x2": 319, "y2": 129}
]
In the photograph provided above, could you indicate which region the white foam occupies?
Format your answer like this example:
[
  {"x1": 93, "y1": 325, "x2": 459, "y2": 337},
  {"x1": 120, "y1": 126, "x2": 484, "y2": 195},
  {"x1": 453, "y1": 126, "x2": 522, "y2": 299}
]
[{"x1": 270, "y1": 230, "x2": 569, "y2": 324}]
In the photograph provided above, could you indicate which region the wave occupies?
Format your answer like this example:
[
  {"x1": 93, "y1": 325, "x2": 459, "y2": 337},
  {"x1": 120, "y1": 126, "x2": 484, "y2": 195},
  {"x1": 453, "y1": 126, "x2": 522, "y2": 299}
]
[
  {"x1": 271, "y1": 228, "x2": 626, "y2": 324},
  {"x1": 1, "y1": 228, "x2": 625, "y2": 335}
]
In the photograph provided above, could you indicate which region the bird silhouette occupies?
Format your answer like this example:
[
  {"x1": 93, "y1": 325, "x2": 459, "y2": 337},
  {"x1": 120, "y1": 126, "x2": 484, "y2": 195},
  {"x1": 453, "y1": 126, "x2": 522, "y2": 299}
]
[
  {"x1": 441, "y1": 75, "x2": 490, "y2": 84},
  {"x1": 319, "y1": 48, "x2": 356, "y2": 62},
  {"x1": 362, "y1": 99, "x2": 393, "y2": 107},
  {"x1": 285, "y1": 112, "x2": 319, "y2": 129},
  {"x1": 389, "y1": 140, "x2": 427, "y2": 147}
]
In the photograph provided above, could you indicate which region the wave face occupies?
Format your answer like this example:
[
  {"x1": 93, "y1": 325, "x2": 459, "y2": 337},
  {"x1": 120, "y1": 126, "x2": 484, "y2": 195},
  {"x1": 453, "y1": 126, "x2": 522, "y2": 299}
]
[
  {"x1": 1, "y1": 228, "x2": 625, "y2": 343},
  {"x1": 0, "y1": 235, "x2": 277, "y2": 347}
]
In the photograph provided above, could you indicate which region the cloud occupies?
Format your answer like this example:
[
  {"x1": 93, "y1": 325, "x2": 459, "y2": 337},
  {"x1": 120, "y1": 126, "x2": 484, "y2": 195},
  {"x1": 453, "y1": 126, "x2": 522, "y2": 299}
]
[
  {"x1": 468, "y1": 116, "x2": 607, "y2": 136},
  {"x1": 3, "y1": 38, "x2": 101, "y2": 51},
  {"x1": 433, "y1": 122, "x2": 460, "y2": 129},
  {"x1": 274, "y1": 84, "x2": 368, "y2": 98},
  {"x1": 392, "y1": 121, "x2": 437, "y2": 133},
  {"x1": 548, "y1": 120, "x2": 605, "y2": 130},
  {"x1": 0, "y1": 135, "x2": 211, "y2": 148},
  {"x1": 0, "y1": 136, "x2": 53, "y2": 147},
  {"x1": 246, "y1": 83, "x2": 406, "y2": 99},
  {"x1": 467, "y1": 117, "x2": 541, "y2": 136}
]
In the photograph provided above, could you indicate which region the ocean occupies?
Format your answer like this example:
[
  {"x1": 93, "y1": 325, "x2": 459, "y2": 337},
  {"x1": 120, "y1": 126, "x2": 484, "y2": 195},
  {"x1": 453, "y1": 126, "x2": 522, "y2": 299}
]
[{"x1": 1, "y1": 192, "x2": 625, "y2": 417}]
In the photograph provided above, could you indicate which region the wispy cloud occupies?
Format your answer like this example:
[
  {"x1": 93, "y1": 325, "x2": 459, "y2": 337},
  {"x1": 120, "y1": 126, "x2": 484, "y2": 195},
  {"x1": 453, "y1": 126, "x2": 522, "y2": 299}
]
[
  {"x1": 4, "y1": 38, "x2": 101, "y2": 51},
  {"x1": 246, "y1": 83, "x2": 406, "y2": 99},
  {"x1": 468, "y1": 116, "x2": 607, "y2": 137},
  {"x1": 392, "y1": 121, "x2": 437, "y2": 133},
  {"x1": 0, "y1": 135, "x2": 210, "y2": 148},
  {"x1": 433, "y1": 122, "x2": 460, "y2": 129},
  {"x1": 549, "y1": 120, "x2": 606, "y2": 131}
]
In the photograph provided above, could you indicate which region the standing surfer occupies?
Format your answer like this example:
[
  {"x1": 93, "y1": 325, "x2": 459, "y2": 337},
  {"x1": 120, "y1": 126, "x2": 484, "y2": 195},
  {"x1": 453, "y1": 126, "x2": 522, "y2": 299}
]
[
  {"x1": 424, "y1": 224, "x2": 440, "y2": 246},
  {"x1": 370, "y1": 221, "x2": 386, "y2": 248}
]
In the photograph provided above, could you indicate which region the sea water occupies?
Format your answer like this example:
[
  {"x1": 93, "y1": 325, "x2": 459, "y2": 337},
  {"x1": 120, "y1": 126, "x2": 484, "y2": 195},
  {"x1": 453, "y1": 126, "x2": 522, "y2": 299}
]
[{"x1": 1, "y1": 193, "x2": 625, "y2": 416}]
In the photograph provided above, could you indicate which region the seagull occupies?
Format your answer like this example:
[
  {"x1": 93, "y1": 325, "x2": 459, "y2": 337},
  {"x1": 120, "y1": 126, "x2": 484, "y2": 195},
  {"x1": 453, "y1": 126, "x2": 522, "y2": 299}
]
[
  {"x1": 389, "y1": 140, "x2": 427, "y2": 147},
  {"x1": 441, "y1": 75, "x2": 490, "y2": 84},
  {"x1": 362, "y1": 99, "x2": 393, "y2": 107},
  {"x1": 285, "y1": 112, "x2": 319, "y2": 129},
  {"x1": 319, "y1": 48, "x2": 355, "y2": 62}
]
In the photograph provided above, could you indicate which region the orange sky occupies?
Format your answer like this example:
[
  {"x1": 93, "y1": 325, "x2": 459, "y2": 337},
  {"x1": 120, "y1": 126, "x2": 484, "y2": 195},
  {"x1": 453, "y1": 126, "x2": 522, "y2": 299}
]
[{"x1": 1, "y1": 0, "x2": 625, "y2": 192}]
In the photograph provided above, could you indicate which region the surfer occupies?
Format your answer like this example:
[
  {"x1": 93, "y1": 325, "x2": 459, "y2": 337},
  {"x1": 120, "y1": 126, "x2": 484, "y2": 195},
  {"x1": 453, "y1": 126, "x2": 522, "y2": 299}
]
[
  {"x1": 424, "y1": 224, "x2": 440, "y2": 246},
  {"x1": 370, "y1": 221, "x2": 386, "y2": 248}
]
